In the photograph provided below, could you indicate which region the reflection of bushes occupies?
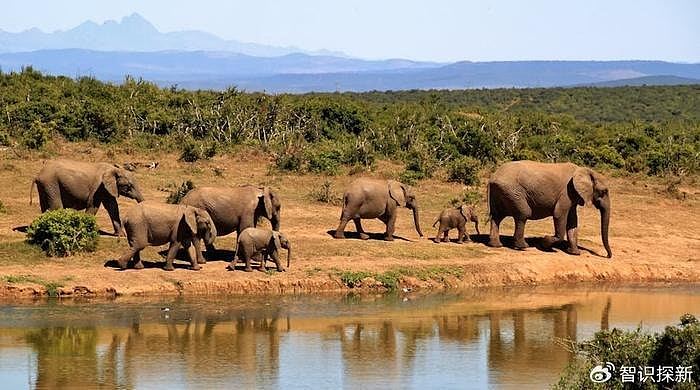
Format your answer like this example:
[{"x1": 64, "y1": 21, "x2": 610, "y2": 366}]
[{"x1": 554, "y1": 314, "x2": 700, "y2": 389}]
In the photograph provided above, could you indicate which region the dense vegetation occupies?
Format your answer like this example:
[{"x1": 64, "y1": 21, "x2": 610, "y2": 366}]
[
  {"x1": 26, "y1": 209, "x2": 99, "y2": 256},
  {"x1": 555, "y1": 314, "x2": 699, "y2": 389},
  {"x1": 1, "y1": 68, "x2": 698, "y2": 180}
]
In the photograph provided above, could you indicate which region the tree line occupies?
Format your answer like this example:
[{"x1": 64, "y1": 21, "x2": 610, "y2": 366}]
[{"x1": 1, "y1": 67, "x2": 698, "y2": 182}]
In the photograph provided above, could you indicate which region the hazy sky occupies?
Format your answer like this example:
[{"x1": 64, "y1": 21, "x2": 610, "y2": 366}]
[{"x1": 1, "y1": 0, "x2": 698, "y2": 62}]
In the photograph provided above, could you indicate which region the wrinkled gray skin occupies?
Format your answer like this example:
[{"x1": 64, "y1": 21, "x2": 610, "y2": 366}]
[
  {"x1": 181, "y1": 185, "x2": 280, "y2": 254},
  {"x1": 117, "y1": 202, "x2": 217, "y2": 271},
  {"x1": 229, "y1": 228, "x2": 291, "y2": 272},
  {"x1": 432, "y1": 205, "x2": 480, "y2": 244},
  {"x1": 32, "y1": 159, "x2": 144, "y2": 235},
  {"x1": 487, "y1": 161, "x2": 612, "y2": 258},
  {"x1": 334, "y1": 178, "x2": 423, "y2": 241}
]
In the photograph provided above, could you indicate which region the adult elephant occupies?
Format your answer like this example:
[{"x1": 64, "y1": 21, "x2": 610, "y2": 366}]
[
  {"x1": 180, "y1": 185, "x2": 281, "y2": 252},
  {"x1": 334, "y1": 178, "x2": 423, "y2": 241},
  {"x1": 32, "y1": 160, "x2": 144, "y2": 235},
  {"x1": 487, "y1": 161, "x2": 612, "y2": 258}
]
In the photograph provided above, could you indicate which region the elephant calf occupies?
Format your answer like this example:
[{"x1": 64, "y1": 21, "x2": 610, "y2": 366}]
[
  {"x1": 432, "y1": 205, "x2": 480, "y2": 244},
  {"x1": 117, "y1": 202, "x2": 217, "y2": 271},
  {"x1": 229, "y1": 228, "x2": 291, "y2": 272}
]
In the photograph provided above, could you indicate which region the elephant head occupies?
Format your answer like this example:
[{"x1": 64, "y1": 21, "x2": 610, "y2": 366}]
[
  {"x1": 572, "y1": 167, "x2": 612, "y2": 258},
  {"x1": 271, "y1": 231, "x2": 291, "y2": 268},
  {"x1": 459, "y1": 205, "x2": 480, "y2": 235},
  {"x1": 177, "y1": 207, "x2": 217, "y2": 246},
  {"x1": 92, "y1": 166, "x2": 145, "y2": 204},
  {"x1": 194, "y1": 208, "x2": 217, "y2": 246},
  {"x1": 389, "y1": 181, "x2": 424, "y2": 237},
  {"x1": 257, "y1": 186, "x2": 281, "y2": 231}
]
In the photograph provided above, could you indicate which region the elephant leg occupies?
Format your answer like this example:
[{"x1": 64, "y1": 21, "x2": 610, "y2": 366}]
[
  {"x1": 544, "y1": 215, "x2": 568, "y2": 248},
  {"x1": 441, "y1": 228, "x2": 449, "y2": 242},
  {"x1": 204, "y1": 241, "x2": 217, "y2": 260},
  {"x1": 102, "y1": 197, "x2": 122, "y2": 236},
  {"x1": 243, "y1": 246, "x2": 254, "y2": 272},
  {"x1": 117, "y1": 247, "x2": 139, "y2": 270},
  {"x1": 164, "y1": 242, "x2": 181, "y2": 271},
  {"x1": 270, "y1": 251, "x2": 285, "y2": 272},
  {"x1": 353, "y1": 218, "x2": 369, "y2": 240},
  {"x1": 185, "y1": 242, "x2": 202, "y2": 271},
  {"x1": 456, "y1": 226, "x2": 466, "y2": 244},
  {"x1": 513, "y1": 218, "x2": 529, "y2": 249},
  {"x1": 37, "y1": 185, "x2": 59, "y2": 212},
  {"x1": 259, "y1": 253, "x2": 268, "y2": 272},
  {"x1": 488, "y1": 215, "x2": 504, "y2": 247},
  {"x1": 193, "y1": 239, "x2": 206, "y2": 265},
  {"x1": 132, "y1": 251, "x2": 144, "y2": 269},
  {"x1": 462, "y1": 223, "x2": 471, "y2": 242},
  {"x1": 334, "y1": 212, "x2": 351, "y2": 239},
  {"x1": 565, "y1": 208, "x2": 580, "y2": 255},
  {"x1": 383, "y1": 214, "x2": 396, "y2": 241}
]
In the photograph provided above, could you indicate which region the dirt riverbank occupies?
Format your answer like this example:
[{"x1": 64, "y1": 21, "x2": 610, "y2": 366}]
[{"x1": 1, "y1": 144, "x2": 698, "y2": 298}]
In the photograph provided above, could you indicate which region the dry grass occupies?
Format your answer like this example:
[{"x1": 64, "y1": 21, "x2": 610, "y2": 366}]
[{"x1": 0, "y1": 141, "x2": 698, "y2": 297}]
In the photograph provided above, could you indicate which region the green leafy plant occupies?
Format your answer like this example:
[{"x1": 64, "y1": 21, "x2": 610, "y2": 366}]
[
  {"x1": 26, "y1": 209, "x2": 98, "y2": 257},
  {"x1": 166, "y1": 180, "x2": 195, "y2": 204},
  {"x1": 447, "y1": 156, "x2": 481, "y2": 185},
  {"x1": 308, "y1": 179, "x2": 340, "y2": 204}
]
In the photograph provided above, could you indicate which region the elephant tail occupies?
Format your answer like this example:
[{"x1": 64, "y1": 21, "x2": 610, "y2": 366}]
[
  {"x1": 432, "y1": 218, "x2": 439, "y2": 228},
  {"x1": 29, "y1": 179, "x2": 37, "y2": 205}
]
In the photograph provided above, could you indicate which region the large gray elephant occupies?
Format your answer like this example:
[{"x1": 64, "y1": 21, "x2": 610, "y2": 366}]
[
  {"x1": 117, "y1": 202, "x2": 217, "y2": 270},
  {"x1": 229, "y1": 228, "x2": 291, "y2": 272},
  {"x1": 334, "y1": 178, "x2": 423, "y2": 240},
  {"x1": 487, "y1": 161, "x2": 612, "y2": 258},
  {"x1": 180, "y1": 185, "x2": 281, "y2": 251},
  {"x1": 32, "y1": 159, "x2": 144, "y2": 235}
]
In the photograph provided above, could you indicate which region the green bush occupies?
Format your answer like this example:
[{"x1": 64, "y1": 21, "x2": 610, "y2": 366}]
[
  {"x1": 305, "y1": 148, "x2": 343, "y2": 175},
  {"x1": 26, "y1": 209, "x2": 99, "y2": 257},
  {"x1": 179, "y1": 140, "x2": 217, "y2": 162},
  {"x1": 166, "y1": 180, "x2": 195, "y2": 204},
  {"x1": 447, "y1": 156, "x2": 481, "y2": 185},
  {"x1": 554, "y1": 314, "x2": 700, "y2": 389},
  {"x1": 23, "y1": 120, "x2": 50, "y2": 150},
  {"x1": 308, "y1": 179, "x2": 340, "y2": 204}
]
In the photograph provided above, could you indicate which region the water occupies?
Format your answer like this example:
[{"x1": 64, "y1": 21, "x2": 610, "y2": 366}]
[{"x1": 0, "y1": 285, "x2": 698, "y2": 389}]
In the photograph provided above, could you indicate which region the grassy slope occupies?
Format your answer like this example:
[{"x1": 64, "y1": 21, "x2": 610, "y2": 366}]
[{"x1": 0, "y1": 142, "x2": 698, "y2": 297}]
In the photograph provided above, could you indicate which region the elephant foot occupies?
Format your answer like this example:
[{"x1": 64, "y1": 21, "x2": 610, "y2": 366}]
[
  {"x1": 565, "y1": 247, "x2": 581, "y2": 256},
  {"x1": 359, "y1": 233, "x2": 370, "y2": 240},
  {"x1": 487, "y1": 239, "x2": 503, "y2": 248},
  {"x1": 456, "y1": 240, "x2": 464, "y2": 244},
  {"x1": 514, "y1": 241, "x2": 529, "y2": 250},
  {"x1": 258, "y1": 266, "x2": 267, "y2": 272},
  {"x1": 333, "y1": 232, "x2": 345, "y2": 239},
  {"x1": 432, "y1": 238, "x2": 440, "y2": 243},
  {"x1": 133, "y1": 262, "x2": 144, "y2": 270},
  {"x1": 226, "y1": 263, "x2": 236, "y2": 271},
  {"x1": 277, "y1": 267, "x2": 286, "y2": 272},
  {"x1": 384, "y1": 235, "x2": 395, "y2": 242},
  {"x1": 243, "y1": 267, "x2": 254, "y2": 272},
  {"x1": 163, "y1": 265, "x2": 175, "y2": 271},
  {"x1": 191, "y1": 265, "x2": 202, "y2": 271},
  {"x1": 116, "y1": 260, "x2": 129, "y2": 270}
]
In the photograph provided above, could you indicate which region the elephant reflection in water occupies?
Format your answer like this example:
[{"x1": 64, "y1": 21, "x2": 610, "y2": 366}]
[
  {"x1": 25, "y1": 327, "x2": 132, "y2": 389},
  {"x1": 122, "y1": 309, "x2": 286, "y2": 387}
]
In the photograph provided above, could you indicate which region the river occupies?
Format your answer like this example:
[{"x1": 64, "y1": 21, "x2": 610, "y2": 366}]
[{"x1": 0, "y1": 285, "x2": 698, "y2": 389}]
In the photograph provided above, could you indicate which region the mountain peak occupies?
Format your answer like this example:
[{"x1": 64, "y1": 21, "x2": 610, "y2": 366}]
[{"x1": 119, "y1": 13, "x2": 158, "y2": 33}]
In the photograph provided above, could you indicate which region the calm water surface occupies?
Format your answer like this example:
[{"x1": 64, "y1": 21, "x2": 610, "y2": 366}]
[{"x1": 0, "y1": 285, "x2": 698, "y2": 389}]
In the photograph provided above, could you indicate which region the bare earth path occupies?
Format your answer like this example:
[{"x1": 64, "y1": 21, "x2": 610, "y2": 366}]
[{"x1": 0, "y1": 144, "x2": 698, "y2": 297}]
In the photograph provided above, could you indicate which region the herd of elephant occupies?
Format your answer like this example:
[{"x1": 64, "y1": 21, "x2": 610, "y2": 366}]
[{"x1": 29, "y1": 158, "x2": 612, "y2": 272}]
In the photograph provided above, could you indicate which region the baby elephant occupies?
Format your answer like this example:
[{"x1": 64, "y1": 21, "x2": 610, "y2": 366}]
[
  {"x1": 432, "y1": 205, "x2": 480, "y2": 244},
  {"x1": 229, "y1": 228, "x2": 291, "y2": 272},
  {"x1": 117, "y1": 202, "x2": 217, "y2": 271}
]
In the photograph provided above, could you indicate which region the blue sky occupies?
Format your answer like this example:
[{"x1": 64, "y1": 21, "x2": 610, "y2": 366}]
[{"x1": 1, "y1": 0, "x2": 698, "y2": 62}]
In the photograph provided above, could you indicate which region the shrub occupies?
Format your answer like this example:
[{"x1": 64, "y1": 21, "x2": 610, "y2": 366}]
[
  {"x1": 179, "y1": 140, "x2": 217, "y2": 162},
  {"x1": 554, "y1": 314, "x2": 700, "y2": 389},
  {"x1": 166, "y1": 180, "x2": 195, "y2": 204},
  {"x1": 23, "y1": 120, "x2": 50, "y2": 150},
  {"x1": 26, "y1": 209, "x2": 98, "y2": 257},
  {"x1": 450, "y1": 189, "x2": 482, "y2": 207},
  {"x1": 273, "y1": 150, "x2": 303, "y2": 172},
  {"x1": 308, "y1": 179, "x2": 340, "y2": 204},
  {"x1": 447, "y1": 156, "x2": 481, "y2": 185},
  {"x1": 305, "y1": 148, "x2": 342, "y2": 175}
]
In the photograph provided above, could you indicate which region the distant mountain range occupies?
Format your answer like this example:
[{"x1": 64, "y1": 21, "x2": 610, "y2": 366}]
[
  {"x1": 0, "y1": 14, "x2": 698, "y2": 92},
  {"x1": 0, "y1": 13, "x2": 345, "y2": 57}
]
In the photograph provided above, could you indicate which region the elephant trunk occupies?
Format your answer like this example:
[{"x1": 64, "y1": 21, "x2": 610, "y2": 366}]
[
  {"x1": 412, "y1": 207, "x2": 423, "y2": 237},
  {"x1": 473, "y1": 218, "x2": 480, "y2": 236},
  {"x1": 286, "y1": 244, "x2": 292, "y2": 268},
  {"x1": 271, "y1": 214, "x2": 280, "y2": 231},
  {"x1": 598, "y1": 196, "x2": 612, "y2": 258}
]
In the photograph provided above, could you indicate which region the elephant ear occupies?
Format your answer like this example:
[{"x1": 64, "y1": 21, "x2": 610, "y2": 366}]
[
  {"x1": 263, "y1": 187, "x2": 274, "y2": 219},
  {"x1": 197, "y1": 209, "x2": 216, "y2": 238},
  {"x1": 176, "y1": 208, "x2": 198, "y2": 241},
  {"x1": 388, "y1": 181, "x2": 406, "y2": 207},
  {"x1": 271, "y1": 232, "x2": 282, "y2": 251},
  {"x1": 458, "y1": 205, "x2": 470, "y2": 220},
  {"x1": 101, "y1": 169, "x2": 119, "y2": 198},
  {"x1": 572, "y1": 167, "x2": 594, "y2": 206}
]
